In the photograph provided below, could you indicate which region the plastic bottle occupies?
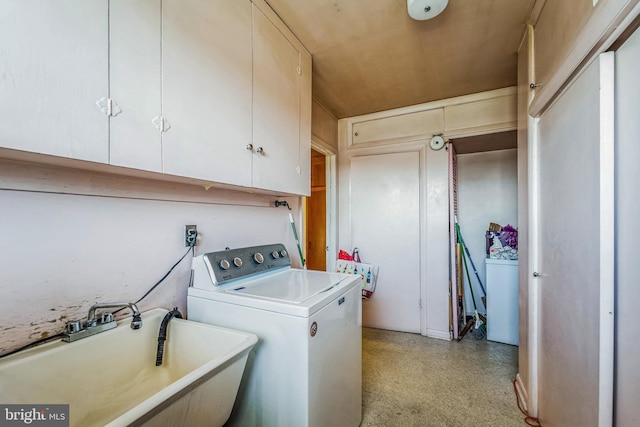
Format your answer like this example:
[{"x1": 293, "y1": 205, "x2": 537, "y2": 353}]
[{"x1": 489, "y1": 233, "x2": 503, "y2": 259}]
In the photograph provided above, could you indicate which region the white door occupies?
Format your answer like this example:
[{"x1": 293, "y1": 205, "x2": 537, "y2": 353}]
[
  {"x1": 350, "y1": 151, "x2": 421, "y2": 333},
  {"x1": 536, "y1": 53, "x2": 614, "y2": 426},
  {"x1": 613, "y1": 27, "x2": 640, "y2": 426}
]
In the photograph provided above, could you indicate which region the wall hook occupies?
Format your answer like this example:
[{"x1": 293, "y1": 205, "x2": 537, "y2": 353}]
[{"x1": 274, "y1": 200, "x2": 291, "y2": 210}]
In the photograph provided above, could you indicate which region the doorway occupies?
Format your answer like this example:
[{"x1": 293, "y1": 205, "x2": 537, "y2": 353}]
[{"x1": 304, "y1": 148, "x2": 327, "y2": 271}]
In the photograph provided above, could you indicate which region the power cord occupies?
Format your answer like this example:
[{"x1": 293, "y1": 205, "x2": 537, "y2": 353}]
[
  {"x1": 116, "y1": 239, "x2": 196, "y2": 313},
  {"x1": 513, "y1": 379, "x2": 542, "y2": 426}
]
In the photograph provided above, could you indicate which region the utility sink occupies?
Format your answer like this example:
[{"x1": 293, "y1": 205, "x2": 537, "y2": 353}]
[{"x1": 0, "y1": 308, "x2": 257, "y2": 427}]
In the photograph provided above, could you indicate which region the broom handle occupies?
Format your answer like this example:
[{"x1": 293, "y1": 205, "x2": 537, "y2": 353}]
[
  {"x1": 455, "y1": 222, "x2": 487, "y2": 296},
  {"x1": 289, "y1": 213, "x2": 305, "y2": 267}
]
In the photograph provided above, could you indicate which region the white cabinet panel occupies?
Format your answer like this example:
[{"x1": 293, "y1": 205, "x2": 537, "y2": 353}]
[
  {"x1": 350, "y1": 151, "x2": 421, "y2": 333},
  {"x1": 252, "y1": 5, "x2": 301, "y2": 194},
  {"x1": 109, "y1": 0, "x2": 162, "y2": 172},
  {"x1": 162, "y1": 0, "x2": 253, "y2": 185},
  {"x1": 298, "y1": 50, "x2": 312, "y2": 197},
  {"x1": 0, "y1": 1, "x2": 109, "y2": 163},
  {"x1": 444, "y1": 95, "x2": 517, "y2": 137},
  {"x1": 351, "y1": 109, "x2": 444, "y2": 147}
]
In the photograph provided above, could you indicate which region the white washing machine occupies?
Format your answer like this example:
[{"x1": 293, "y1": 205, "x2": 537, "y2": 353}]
[{"x1": 187, "y1": 243, "x2": 362, "y2": 427}]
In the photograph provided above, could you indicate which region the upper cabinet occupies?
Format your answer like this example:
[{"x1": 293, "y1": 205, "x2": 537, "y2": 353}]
[
  {"x1": 0, "y1": 0, "x2": 311, "y2": 196},
  {"x1": 109, "y1": 0, "x2": 162, "y2": 172},
  {"x1": 343, "y1": 87, "x2": 517, "y2": 149},
  {"x1": 0, "y1": 1, "x2": 109, "y2": 163},
  {"x1": 252, "y1": 2, "x2": 311, "y2": 196},
  {"x1": 162, "y1": 0, "x2": 253, "y2": 186}
]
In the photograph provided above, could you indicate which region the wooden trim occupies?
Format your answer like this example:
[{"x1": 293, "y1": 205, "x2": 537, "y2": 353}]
[
  {"x1": 598, "y1": 52, "x2": 615, "y2": 427},
  {"x1": 345, "y1": 86, "x2": 517, "y2": 124},
  {"x1": 528, "y1": 0, "x2": 548, "y2": 26},
  {"x1": 0, "y1": 158, "x2": 274, "y2": 207},
  {"x1": 251, "y1": 0, "x2": 310, "y2": 56},
  {"x1": 311, "y1": 137, "x2": 337, "y2": 156},
  {"x1": 515, "y1": 373, "x2": 529, "y2": 413}
]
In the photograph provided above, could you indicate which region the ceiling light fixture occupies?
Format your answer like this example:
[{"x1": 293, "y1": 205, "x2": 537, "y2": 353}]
[{"x1": 407, "y1": 0, "x2": 449, "y2": 20}]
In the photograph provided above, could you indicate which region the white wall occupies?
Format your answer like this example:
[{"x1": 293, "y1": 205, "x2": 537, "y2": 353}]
[
  {"x1": 457, "y1": 149, "x2": 518, "y2": 314},
  {"x1": 0, "y1": 161, "x2": 301, "y2": 356}
]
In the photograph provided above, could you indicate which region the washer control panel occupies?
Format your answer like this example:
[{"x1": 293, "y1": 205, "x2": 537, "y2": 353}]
[{"x1": 202, "y1": 243, "x2": 291, "y2": 285}]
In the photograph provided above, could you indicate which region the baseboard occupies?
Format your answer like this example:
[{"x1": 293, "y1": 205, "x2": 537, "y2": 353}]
[
  {"x1": 425, "y1": 329, "x2": 451, "y2": 341},
  {"x1": 515, "y1": 372, "x2": 528, "y2": 413}
]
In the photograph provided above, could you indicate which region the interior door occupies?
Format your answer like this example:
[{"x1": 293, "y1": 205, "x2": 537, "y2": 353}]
[
  {"x1": 350, "y1": 151, "x2": 421, "y2": 333},
  {"x1": 536, "y1": 53, "x2": 614, "y2": 426}
]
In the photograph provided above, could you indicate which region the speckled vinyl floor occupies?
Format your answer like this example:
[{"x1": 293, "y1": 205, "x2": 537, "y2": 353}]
[{"x1": 361, "y1": 327, "x2": 524, "y2": 427}]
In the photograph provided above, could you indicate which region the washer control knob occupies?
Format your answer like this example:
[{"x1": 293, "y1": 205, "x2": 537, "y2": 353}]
[
  {"x1": 271, "y1": 250, "x2": 280, "y2": 259},
  {"x1": 219, "y1": 259, "x2": 231, "y2": 270},
  {"x1": 253, "y1": 252, "x2": 264, "y2": 264},
  {"x1": 279, "y1": 249, "x2": 288, "y2": 258},
  {"x1": 233, "y1": 257, "x2": 243, "y2": 267}
]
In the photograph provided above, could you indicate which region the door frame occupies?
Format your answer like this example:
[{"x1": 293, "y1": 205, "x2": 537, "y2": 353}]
[{"x1": 303, "y1": 138, "x2": 337, "y2": 271}]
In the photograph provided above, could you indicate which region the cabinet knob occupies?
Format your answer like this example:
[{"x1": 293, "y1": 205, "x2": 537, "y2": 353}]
[
  {"x1": 256, "y1": 147, "x2": 264, "y2": 154},
  {"x1": 246, "y1": 144, "x2": 253, "y2": 151}
]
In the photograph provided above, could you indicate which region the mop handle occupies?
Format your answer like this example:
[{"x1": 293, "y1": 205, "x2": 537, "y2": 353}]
[
  {"x1": 455, "y1": 221, "x2": 487, "y2": 296},
  {"x1": 289, "y1": 213, "x2": 305, "y2": 267}
]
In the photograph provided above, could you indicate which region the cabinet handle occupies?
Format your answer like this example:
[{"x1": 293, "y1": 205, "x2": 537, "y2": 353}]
[
  {"x1": 246, "y1": 144, "x2": 253, "y2": 151},
  {"x1": 256, "y1": 147, "x2": 264, "y2": 154}
]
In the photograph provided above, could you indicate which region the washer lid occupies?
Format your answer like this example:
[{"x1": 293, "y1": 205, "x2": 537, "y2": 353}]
[{"x1": 226, "y1": 269, "x2": 353, "y2": 303}]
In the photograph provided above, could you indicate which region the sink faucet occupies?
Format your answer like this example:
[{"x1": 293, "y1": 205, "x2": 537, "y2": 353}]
[
  {"x1": 86, "y1": 302, "x2": 142, "y2": 329},
  {"x1": 156, "y1": 307, "x2": 183, "y2": 366},
  {"x1": 63, "y1": 302, "x2": 142, "y2": 343}
]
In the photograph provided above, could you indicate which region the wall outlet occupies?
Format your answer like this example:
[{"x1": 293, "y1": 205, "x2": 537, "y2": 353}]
[{"x1": 185, "y1": 225, "x2": 197, "y2": 247}]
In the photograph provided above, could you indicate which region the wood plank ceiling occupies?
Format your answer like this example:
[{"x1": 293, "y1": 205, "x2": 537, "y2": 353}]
[{"x1": 265, "y1": 0, "x2": 536, "y2": 118}]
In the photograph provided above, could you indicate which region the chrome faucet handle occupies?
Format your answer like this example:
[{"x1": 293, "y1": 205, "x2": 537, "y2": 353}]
[
  {"x1": 101, "y1": 312, "x2": 114, "y2": 324},
  {"x1": 131, "y1": 314, "x2": 143, "y2": 330},
  {"x1": 65, "y1": 320, "x2": 83, "y2": 334}
]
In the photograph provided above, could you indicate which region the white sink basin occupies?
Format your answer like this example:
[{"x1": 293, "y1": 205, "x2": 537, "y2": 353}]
[{"x1": 0, "y1": 308, "x2": 257, "y2": 427}]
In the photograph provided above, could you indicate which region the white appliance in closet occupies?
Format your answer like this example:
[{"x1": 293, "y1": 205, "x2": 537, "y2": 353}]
[{"x1": 486, "y1": 258, "x2": 518, "y2": 345}]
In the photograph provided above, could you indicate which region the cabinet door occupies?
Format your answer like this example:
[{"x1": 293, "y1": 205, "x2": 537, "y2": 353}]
[
  {"x1": 351, "y1": 109, "x2": 444, "y2": 147},
  {"x1": 109, "y1": 0, "x2": 162, "y2": 172},
  {"x1": 162, "y1": 0, "x2": 252, "y2": 185},
  {"x1": 0, "y1": 1, "x2": 109, "y2": 163},
  {"x1": 252, "y1": 5, "x2": 301, "y2": 194},
  {"x1": 298, "y1": 49, "x2": 312, "y2": 196}
]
